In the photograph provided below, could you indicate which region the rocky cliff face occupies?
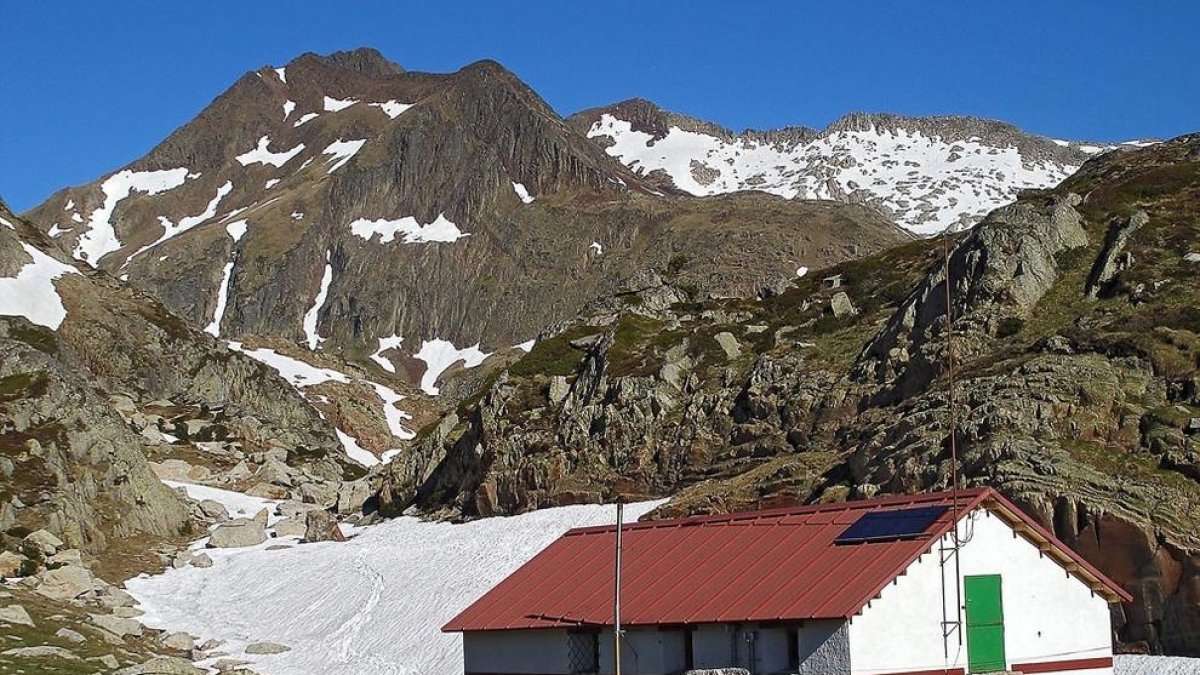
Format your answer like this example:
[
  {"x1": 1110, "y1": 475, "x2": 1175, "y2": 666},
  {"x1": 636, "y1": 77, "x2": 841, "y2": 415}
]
[
  {"x1": 380, "y1": 135, "x2": 1200, "y2": 653},
  {"x1": 570, "y1": 98, "x2": 1138, "y2": 235},
  {"x1": 0, "y1": 201, "x2": 359, "y2": 565},
  {"x1": 24, "y1": 49, "x2": 909, "y2": 402}
]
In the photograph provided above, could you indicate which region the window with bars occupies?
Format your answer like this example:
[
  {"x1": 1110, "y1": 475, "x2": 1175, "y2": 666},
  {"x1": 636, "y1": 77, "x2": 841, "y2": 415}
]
[{"x1": 567, "y1": 631, "x2": 599, "y2": 674}]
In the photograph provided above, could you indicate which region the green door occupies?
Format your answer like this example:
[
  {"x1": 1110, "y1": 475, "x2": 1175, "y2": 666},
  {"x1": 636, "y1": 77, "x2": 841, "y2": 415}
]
[{"x1": 964, "y1": 575, "x2": 1006, "y2": 673}]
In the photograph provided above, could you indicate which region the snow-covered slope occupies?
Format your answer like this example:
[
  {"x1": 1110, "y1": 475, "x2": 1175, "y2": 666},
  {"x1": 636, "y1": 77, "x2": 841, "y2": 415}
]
[
  {"x1": 573, "y1": 100, "x2": 1126, "y2": 235},
  {"x1": 127, "y1": 499, "x2": 664, "y2": 675}
]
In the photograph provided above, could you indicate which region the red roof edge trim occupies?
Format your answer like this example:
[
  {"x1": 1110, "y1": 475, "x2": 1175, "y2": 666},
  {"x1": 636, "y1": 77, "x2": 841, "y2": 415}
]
[{"x1": 981, "y1": 491, "x2": 1132, "y2": 604}]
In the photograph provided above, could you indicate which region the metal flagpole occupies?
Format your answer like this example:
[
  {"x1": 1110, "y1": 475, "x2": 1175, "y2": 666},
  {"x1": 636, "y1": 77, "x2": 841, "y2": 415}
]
[{"x1": 614, "y1": 502, "x2": 623, "y2": 675}]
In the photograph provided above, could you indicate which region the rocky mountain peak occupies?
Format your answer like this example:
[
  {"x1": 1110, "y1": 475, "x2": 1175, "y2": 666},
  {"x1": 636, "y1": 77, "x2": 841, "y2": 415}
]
[{"x1": 301, "y1": 47, "x2": 405, "y2": 77}]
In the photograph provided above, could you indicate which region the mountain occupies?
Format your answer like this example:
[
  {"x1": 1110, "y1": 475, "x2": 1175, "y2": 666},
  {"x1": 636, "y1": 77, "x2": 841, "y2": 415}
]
[
  {"x1": 23, "y1": 49, "x2": 909, "y2": 403},
  {"x1": 569, "y1": 98, "x2": 1136, "y2": 235},
  {"x1": 380, "y1": 134, "x2": 1200, "y2": 653}
]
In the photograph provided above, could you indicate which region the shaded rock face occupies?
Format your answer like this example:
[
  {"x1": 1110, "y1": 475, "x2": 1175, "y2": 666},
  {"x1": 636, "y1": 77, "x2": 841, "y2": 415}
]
[
  {"x1": 381, "y1": 136, "x2": 1200, "y2": 653},
  {"x1": 0, "y1": 203, "x2": 352, "y2": 567},
  {"x1": 0, "y1": 331, "x2": 190, "y2": 553},
  {"x1": 24, "y1": 50, "x2": 908, "y2": 390}
]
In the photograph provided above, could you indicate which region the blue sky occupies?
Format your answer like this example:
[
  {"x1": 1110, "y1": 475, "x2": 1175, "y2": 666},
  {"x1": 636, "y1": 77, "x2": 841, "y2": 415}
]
[{"x1": 2, "y1": 1, "x2": 1197, "y2": 212}]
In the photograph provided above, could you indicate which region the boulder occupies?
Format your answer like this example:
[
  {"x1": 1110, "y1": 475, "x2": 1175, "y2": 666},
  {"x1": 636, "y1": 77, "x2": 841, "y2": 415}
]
[
  {"x1": 299, "y1": 480, "x2": 339, "y2": 507},
  {"x1": 277, "y1": 500, "x2": 323, "y2": 519},
  {"x1": 245, "y1": 482, "x2": 288, "y2": 499},
  {"x1": 548, "y1": 376, "x2": 570, "y2": 405},
  {"x1": 171, "y1": 550, "x2": 196, "y2": 569},
  {"x1": 191, "y1": 552, "x2": 214, "y2": 568},
  {"x1": 90, "y1": 612, "x2": 143, "y2": 637},
  {"x1": 99, "y1": 585, "x2": 138, "y2": 609},
  {"x1": 152, "y1": 459, "x2": 211, "y2": 482},
  {"x1": 55, "y1": 627, "x2": 87, "y2": 643},
  {"x1": 273, "y1": 517, "x2": 307, "y2": 539},
  {"x1": 830, "y1": 291, "x2": 858, "y2": 317},
  {"x1": 1, "y1": 645, "x2": 81, "y2": 660},
  {"x1": 304, "y1": 510, "x2": 346, "y2": 543},
  {"x1": 46, "y1": 548, "x2": 83, "y2": 567},
  {"x1": 0, "y1": 604, "x2": 34, "y2": 627},
  {"x1": 245, "y1": 641, "x2": 291, "y2": 654},
  {"x1": 198, "y1": 499, "x2": 230, "y2": 522},
  {"x1": 0, "y1": 550, "x2": 28, "y2": 578},
  {"x1": 256, "y1": 459, "x2": 296, "y2": 487},
  {"x1": 335, "y1": 480, "x2": 372, "y2": 515},
  {"x1": 208, "y1": 519, "x2": 267, "y2": 548},
  {"x1": 713, "y1": 332, "x2": 741, "y2": 359},
  {"x1": 23, "y1": 529, "x2": 63, "y2": 556},
  {"x1": 115, "y1": 656, "x2": 206, "y2": 674},
  {"x1": 252, "y1": 508, "x2": 270, "y2": 527},
  {"x1": 90, "y1": 654, "x2": 122, "y2": 669},
  {"x1": 161, "y1": 631, "x2": 196, "y2": 652},
  {"x1": 34, "y1": 564, "x2": 98, "y2": 601}
]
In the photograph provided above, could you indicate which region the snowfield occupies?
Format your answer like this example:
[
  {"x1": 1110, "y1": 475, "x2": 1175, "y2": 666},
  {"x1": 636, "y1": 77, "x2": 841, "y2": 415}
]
[
  {"x1": 123, "y1": 487, "x2": 1192, "y2": 675},
  {"x1": 587, "y1": 113, "x2": 1083, "y2": 235},
  {"x1": 76, "y1": 168, "x2": 191, "y2": 262},
  {"x1": 127, "y1": 500, "x2": 665, "y2": 675},
  {"x1": 0, "y1": 241, "x2": 78, "y2": 330},
  {"x1": 236, "y1": 136, "x2": 305, "y2": 168},
  {"x1": 349, "y1": 213, "x2": 469, "y2": 245}
]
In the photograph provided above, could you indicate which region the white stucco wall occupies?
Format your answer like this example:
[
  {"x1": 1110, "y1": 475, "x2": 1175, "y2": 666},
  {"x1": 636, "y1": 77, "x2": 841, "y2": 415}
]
[
  {"x1": 464, "y1": 629, "x2": 573, "y2": 673},
  {"x1": 847, "y1": 506, "x2": 1115, "y2": 675}
]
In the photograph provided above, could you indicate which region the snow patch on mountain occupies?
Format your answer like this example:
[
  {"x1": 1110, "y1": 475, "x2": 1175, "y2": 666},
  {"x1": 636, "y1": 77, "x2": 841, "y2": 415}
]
[
  {"x1": 369, "y1": 100, "x2": 413, "y2": 119},
  {"x1": 126, "y1": 499, "x2": 664, "y2": 675},
  {"x1": 75, "y1": 167, "x2": 190, "y2": 262},
  {"x1": 515, "y1": 339, "x2": 535, "y2": 353},
  {"x1": 323, "y1": 96, "x2": 357, "y2": 112},
  {"x1": 283, "y1": 100, "x2": 296, "y2": 120},
  {"x1": 414, "y1": 339, "x2": 490, "y2": 395},
  {"x1": 203, "y1": 220, "x2": 248, "y2": 338},
  {"x1": 128, "y1": 181, "x2": 234, "y2": 263},
  {"x1": 164, "y1": 480, "x2": 280, "y2": 525},
  {"x1": 0, "y1": 242, "x2": 79, "y2": 330},
  {"x1": 273, "y1": 67, "x2": 287, "y2": 84},
  {"x1": 587, "y1": 113, "x2": 1083, "y2": 235},
  {"x1": 229, "y1": 343, "x2": 349, "y2": 388},
  {"x1": 369, "y1": 382, "x2": 415, "y2": 441},
  {"x1": 0, "y1": 217, "x2": 12, "y2": 230},
  {"x1": 337, "y1": 430, "x2": 378, "y2": 467},
  {"x1": 370, "y1": 335, "x2": 404, "y2": 373},
  {"x1": 205, "y1": 262, "x2": 235, "y2": 337},
  {"x1": 226, "y1": 219, "x2": 248, "y2": 242},
  {"x1": 303, "y1": 251, "x2": 333, "y2": 350},
  {"x1": 322, "y1": 139, "x2": 366, "y2": 173},
  {"x1": 46, "y1": 224, "x2": 68, "y2": 238},
  {"x1": 293, "y1": 113, "x2": 319, "y2": 128},
  {"x1": 236, "y1": 136, "x2": 306, "y2": 168},
  {"x1": 512, "y1": 182, "x2": 534, "y2": 204},
  {"x1": 590, "y1": 241, "x2": 603, "y2": 255},
  {"x1": 349, "y1": 214, "x2": 468, "y2": 245}
]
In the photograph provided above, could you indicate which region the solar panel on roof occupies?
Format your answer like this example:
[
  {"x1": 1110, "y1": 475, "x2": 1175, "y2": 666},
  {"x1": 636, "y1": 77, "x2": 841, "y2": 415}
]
[{"x1": 834, "y1": 505, "x2": 949, "y2": 544}]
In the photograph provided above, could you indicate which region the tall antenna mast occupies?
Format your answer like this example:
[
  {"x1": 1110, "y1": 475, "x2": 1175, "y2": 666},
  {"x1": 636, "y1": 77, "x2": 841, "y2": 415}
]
[
  {"x1": 614, "y1": 502, "x2": 624, "y2": 675},
  {"x1": 943, "y1": 230, "x2": 959, "y2": 508}
]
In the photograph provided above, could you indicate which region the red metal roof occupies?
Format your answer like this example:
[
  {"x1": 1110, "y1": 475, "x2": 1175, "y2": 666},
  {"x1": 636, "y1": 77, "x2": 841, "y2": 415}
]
[{"x1": 443, "y1": 488, "x2": 1129, "y2": 632}]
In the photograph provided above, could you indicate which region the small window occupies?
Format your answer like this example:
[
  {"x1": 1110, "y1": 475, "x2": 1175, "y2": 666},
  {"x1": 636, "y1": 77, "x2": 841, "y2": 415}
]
[{"x1": 567, "y1": 631, "x2": 599, "y2": 674}]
